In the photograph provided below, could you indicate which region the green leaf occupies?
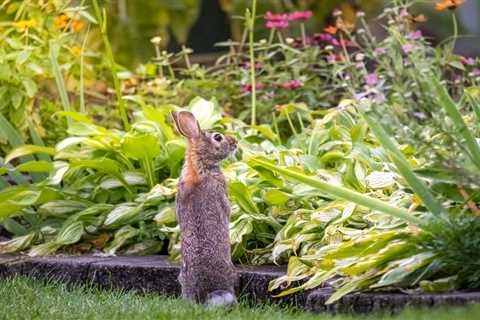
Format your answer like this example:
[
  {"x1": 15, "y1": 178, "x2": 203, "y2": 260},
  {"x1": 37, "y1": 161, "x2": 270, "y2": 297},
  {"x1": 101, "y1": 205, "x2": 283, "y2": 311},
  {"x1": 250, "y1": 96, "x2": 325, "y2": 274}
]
[
  {"x1": 15, "y1": 161, "x2": 54, "y2": 173},
  {"x1": 229, "y1": 215, "x2": 253, "y2": 244},
  {"x1": 5, "y1": 145, "x2": 56, "y2": 164},
  {"x1": 104, "y1": 204, "x2": 141, "y2": 227},
  {"x1": 22, "y1": 78, "x2": 37, "y2": 97},
  {"x1": 228, "y1": 181, "x2": 259, "y2": 213},
  {"x1": 248, "y1": 157, "x2": 422, "y2": 226},
  {"x1": 361, "y1": 108, "x2": 445, "y2": 218},
  {"x1": 264, "y1": 189, "x2": 290, "y2": 205}
]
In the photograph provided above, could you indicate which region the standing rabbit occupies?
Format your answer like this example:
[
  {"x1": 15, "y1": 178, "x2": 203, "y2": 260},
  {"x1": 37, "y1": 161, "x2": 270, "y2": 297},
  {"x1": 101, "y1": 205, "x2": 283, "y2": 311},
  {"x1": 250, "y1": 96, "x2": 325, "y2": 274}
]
[{"x1": 172, "y1": 111, "x2": 238, "y2": 306}]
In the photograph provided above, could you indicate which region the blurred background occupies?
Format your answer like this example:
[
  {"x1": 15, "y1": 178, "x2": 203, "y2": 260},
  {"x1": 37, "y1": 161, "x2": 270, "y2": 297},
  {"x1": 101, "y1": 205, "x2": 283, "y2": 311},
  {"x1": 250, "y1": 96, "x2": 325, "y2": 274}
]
[{"x1": 106, "y1": 0, "x2": 480, "y2": 68}]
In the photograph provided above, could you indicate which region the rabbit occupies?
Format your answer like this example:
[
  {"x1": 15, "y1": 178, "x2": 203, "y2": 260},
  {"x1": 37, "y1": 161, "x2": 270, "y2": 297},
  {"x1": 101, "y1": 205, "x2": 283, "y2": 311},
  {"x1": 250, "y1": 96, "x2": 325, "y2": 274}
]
[{"x1": 171, "y1": 110, "x2": 238, "y2": 306}]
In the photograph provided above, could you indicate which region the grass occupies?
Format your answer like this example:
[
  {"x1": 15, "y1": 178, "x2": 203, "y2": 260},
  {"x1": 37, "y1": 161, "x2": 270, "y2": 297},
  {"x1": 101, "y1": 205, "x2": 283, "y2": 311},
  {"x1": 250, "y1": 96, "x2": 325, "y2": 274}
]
[{"x1": 0, "y1": 277, "x2": 479, "y2": 320}]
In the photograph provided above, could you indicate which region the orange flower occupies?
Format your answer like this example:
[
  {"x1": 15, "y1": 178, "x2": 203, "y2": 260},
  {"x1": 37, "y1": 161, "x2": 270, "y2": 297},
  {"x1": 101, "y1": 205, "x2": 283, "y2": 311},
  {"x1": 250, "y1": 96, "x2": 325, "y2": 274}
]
[
  {"x1": 54, "y1": 14, "x2": 69, "y2": 29},
  {"x1": 324, "y1": 25, "x2": 337, "y2": 35},
  {"x1": 71, "y1": 46, "x2": 82, "y2": 56},
  {"x1": 71, "y1": 21, "x2": 84, "y2": 32},
  {"x1": 435, "y1": 0, "x2": 465, "y2": 11},
  {"x1": 412, "y1": 14, "x2": 428, "y2": 23}
]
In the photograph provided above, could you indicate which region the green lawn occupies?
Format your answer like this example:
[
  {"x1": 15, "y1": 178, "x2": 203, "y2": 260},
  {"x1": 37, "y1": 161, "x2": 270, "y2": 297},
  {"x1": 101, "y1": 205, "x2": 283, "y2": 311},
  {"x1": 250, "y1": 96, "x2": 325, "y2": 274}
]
[{"x1": 0, "y1": 276, "x2": 479, "y2": 320}]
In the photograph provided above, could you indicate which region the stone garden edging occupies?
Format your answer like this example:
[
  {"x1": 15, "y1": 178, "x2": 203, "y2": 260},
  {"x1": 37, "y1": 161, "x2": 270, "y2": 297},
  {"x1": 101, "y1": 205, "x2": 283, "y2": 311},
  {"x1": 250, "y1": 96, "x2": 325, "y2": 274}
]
[{"x1": 1, "y1": 255, "x2": 479, "y2": 314}]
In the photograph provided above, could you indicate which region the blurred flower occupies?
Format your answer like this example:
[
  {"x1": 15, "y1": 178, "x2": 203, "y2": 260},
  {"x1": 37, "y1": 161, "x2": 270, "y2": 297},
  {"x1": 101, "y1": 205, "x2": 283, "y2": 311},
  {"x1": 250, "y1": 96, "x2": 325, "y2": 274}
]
[
  {"x1": 355, "y1": 53, "x2": 365, "y2": 61},
  {"x1": 412, "y1": 14, "x2": 428, "y2": 23},
  {"x1": 374, "y1": 47, "x2": 387, "y2": 56},
  {"x1": 240, "y1": 83, "x2": 263, "y2": 93},
  {"x1": 281, "y1": 80, "x2": 304, "y2": 90},
  {"x1": 333, "y1": 9, "x2": 343, "y2": 17},
  {"x1": 402, "y1": 43, "x2": 414, "y2": 54},
  {"x1": 408, "y1": 30, "x2": 423, "y2": 40},
  {"x1": 324, "y1": 26, "x2": 337, "y2": 35},
  {"x1": 472, "y1": 69, "x2": 480, "y2": 76},
  {"x1": 264, "y1": 11, "x2": 288, "y2": 21},
  {"x1": 288, "y1": 10, "x2": 313, "y2": 21},
  {"x1": 71, "y1": 46, "x2": 82, "y2": 56},
  {"x1": 354, "y1": 79, "x2": 386, "y2": 104},
  {"x1": 243, "y1": 61, "x2": 262, "y2": 69},
  {"x1": 54, "y1": 15, "x2": 69, "y2": 29},
  {"x1": 461, "y1": 56, "x2": 476, "y2": 65},
  {"x1": 150, "y1": 36, "x2": 162, "y2": 45},
  {"x1": 399, "y1": 8, "x2": 409, "y2": 17},
  {"x1": 326, "y1": 54, "x2": 338, "y2": 62},
  {"x1": 266, "y1": 21, "x2": 289, "y2": 29},
  {"x1": 71, "y1": 21, "x2": 84, "y2": 32},
  {"x1": 356, "y1": 11, "x2": 365, "y2": 18},
  {"x1": 365, "y1": 73, "x2": 379, "y2": 86},
  {"x1": 435, "y1": 0, "x2": 464, "y2": 11},
  {"x1": 13, "y1": 19, "x2": 36, "y2": 31}
]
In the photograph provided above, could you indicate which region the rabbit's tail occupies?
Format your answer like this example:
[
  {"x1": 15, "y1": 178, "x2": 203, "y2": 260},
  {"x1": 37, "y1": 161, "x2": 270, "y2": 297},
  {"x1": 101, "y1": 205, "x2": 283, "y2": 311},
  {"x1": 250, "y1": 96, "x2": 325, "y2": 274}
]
[{"x1": 206, "y1": 290, "x2": 237, "y2": 307}]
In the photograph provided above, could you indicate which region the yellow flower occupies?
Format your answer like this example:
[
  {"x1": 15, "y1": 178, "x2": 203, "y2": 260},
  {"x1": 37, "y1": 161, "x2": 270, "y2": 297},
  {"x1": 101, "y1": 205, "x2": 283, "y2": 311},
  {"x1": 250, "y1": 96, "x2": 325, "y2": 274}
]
[
  {"x1": 71, "y1": 46, "x2": 82, "y2": 56},
  {"x1": 13, "y1": 19, "x2": 36, "y2": 31},
  {"x1": 54, "y1": 15, "x2": 69, "y2": 29},
  {"x1": 71, "y1": 21, "x2": 84, "y2": 32}
]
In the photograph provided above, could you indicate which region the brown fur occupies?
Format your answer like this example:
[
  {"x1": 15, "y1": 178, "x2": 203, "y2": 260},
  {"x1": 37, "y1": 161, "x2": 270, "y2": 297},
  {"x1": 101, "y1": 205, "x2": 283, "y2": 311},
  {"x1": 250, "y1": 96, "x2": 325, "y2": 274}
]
[{"x1": 172, "y1": 111, "x2": 238, "y2": 304}]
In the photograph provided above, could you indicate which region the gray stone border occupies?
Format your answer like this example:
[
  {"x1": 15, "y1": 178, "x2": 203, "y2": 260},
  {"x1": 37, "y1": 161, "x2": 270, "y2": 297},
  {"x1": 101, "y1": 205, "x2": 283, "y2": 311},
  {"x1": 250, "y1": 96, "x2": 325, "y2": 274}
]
[{"x1": 1, "y1": 255, "x2": 479, "y2": 313}]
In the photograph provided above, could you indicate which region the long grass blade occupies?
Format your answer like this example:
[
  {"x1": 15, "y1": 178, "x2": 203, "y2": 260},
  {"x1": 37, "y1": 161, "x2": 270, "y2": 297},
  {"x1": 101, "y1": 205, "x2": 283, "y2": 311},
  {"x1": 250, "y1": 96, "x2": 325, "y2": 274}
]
[
  {"x1": 361, "y1": 110, "x2": 445, "y2": 218},
  {"x1": 49, "y1": 40, "x2": 72, "y2": 126},
  {"x1": 249, "y1": 157, "x2": 423, "y2": 226},
  {"x1": 430, "y1": 76, "x2": 480, "y2": 170},
  {"x1": 92, "y1": 0, "x2": 130, "y2": 130}
]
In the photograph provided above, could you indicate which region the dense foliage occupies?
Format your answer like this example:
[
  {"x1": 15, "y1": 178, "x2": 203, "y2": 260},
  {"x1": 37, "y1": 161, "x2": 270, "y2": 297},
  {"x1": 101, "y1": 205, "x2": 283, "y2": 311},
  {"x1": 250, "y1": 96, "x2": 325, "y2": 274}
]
[{"x1": 1, "y1": 0, "x2": 480, "y2": 304}]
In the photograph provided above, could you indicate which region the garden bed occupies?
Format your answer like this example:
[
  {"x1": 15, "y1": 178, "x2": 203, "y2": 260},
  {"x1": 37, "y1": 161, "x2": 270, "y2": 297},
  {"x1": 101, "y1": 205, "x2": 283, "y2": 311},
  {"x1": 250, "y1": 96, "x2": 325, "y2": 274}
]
[{"x1": 1, "y1": 254, "x2": 479, "y2": 314}]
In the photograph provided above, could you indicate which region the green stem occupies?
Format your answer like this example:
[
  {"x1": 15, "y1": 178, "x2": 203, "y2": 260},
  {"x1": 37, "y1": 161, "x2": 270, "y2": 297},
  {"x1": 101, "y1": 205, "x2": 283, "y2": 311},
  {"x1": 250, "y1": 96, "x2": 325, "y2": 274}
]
[
  {"x1": 248, "y1": 0, "x2": 257, "y2": 125},
  {"x1": 430, "y1": 76, "x2": 480, "y2": 170},
  {"x1": 272, "y1": 111, "x2": 281, "y2": 144},
  {"x1": 361, "y1": 109, "x2": 446, "y2": 218},
  {"x1": 284, "y1": 111, "x2": 297, "y2": 136},
  {"x1": 92, "y1": 0, "x2": 130, "y2": 130},
  {"x1": 250, "y1": 157, "x2": 423, "y2": 226}
]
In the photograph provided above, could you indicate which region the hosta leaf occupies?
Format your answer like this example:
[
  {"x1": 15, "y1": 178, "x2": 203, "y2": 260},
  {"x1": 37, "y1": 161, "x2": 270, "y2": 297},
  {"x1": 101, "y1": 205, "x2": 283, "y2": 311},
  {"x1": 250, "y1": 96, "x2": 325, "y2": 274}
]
[
  {"x1": 38, "y1": 200, "x2": 88, "y2": 216},
  {"x1": 373, "y1": 252, "x2": 436, "y2": 288},
  {"x1": 14, "y1": 160, "x2": 54, "y2": 173},
  {"x1": 0, "y1": 233, "x2": 36, "y2": 254},
  {"x1": 228, "y1": 181, "x2": 259, "y2": 213},
  {"x1": 103, "y1": 204, "x2": 141, "y2": 227},
  {"x1": 106, "y1": 225, "x2": 139, "y2": 254},
  {"x1": 366, "y1": 171, "x2": 396, "y2": 189},
  {"x1": 154, "y1": 206, "x2": 176, "y2": 225},
  {"x1": 55, "y1": 221, "x2": 84, "y2": 245},
  {"x1": 264, "y1": 189, "x2": 290, "y2": 206},
  {"x1": 229, "y1": 216, "x2": 253, "y2": 244},
  {"x1": 4, "y1": 145, "x2": 56, "y2": 163}
]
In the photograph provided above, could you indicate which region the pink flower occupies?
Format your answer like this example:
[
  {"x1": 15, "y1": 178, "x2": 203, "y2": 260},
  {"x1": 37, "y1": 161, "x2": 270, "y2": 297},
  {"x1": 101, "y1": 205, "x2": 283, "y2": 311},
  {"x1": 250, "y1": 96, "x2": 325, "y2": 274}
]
[
  {"x1": 264, "y1": 11, "x2": 288, "y2": 21},
  {"x1": 401, "y1": 44, "x2": 414, "y2": 54},
  {"x1": 326, "y1": 54, "x2": 337, "y2": 62},
  {"x1": 472, "y1": 68, "x2": 480, "y2": 76},
  {"x1": 399, "y1": 8, "x2": 409, "y2": 17},
  {"x1": 374, "y1": 47, "x2": 387, "y2": 56},
  {"x1": 365, "y1": 73, "x2": 378, "y2": 86},
  {"x1": 240, "y1": 83, "x2": 263, "y2": 93},
  {"x1": 243, "y1": 61, "x2": 262, "y2": 69},
  {"x1": 281, "y1": 80, "x2": 304, "y2": 89},
  {"x1": 266, "y1": 20, "x2": 289, "y2": 29},
  {"x1": 288, "y1": 10, "x2": 313, "y2": 21},
  {"x1": 461, "y1": 56, "x2": 476, "y2": 66},
  {"x1": 408, "y1": 30, "x2": 423, "y2": 40}
]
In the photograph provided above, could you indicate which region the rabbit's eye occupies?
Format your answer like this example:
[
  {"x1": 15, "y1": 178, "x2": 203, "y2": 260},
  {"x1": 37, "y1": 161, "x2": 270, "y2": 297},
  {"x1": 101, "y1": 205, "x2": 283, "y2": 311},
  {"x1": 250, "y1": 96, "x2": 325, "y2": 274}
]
[{"x1": 213, "y1": 133, "x2": 223, "y2": 142}]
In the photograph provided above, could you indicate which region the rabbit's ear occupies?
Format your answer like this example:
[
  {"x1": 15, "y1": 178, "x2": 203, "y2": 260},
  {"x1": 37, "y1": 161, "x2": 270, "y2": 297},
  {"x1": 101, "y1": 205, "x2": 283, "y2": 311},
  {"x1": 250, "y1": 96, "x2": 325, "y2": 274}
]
[{"x1": 172, "y1": 111, "x2": 201, "y2": 139}]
